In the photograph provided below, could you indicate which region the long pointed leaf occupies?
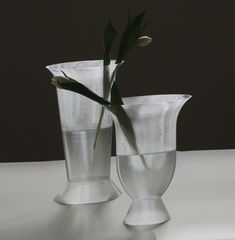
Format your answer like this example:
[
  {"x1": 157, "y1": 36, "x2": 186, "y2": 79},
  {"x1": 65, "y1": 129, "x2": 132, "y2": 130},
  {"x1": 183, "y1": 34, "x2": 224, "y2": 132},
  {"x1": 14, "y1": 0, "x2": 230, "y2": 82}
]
[
  {"x1": 109, "y1": 10, "x2": 147, "y2": 115},
  {"x1": 51, "y1": 76, "x2": 110, "y2": 105},
  {"x1": 106, "y1": 105, "x2": 148, "y2": 168},
  {"x1": 93, "y1": 21, "x2": 117, "y2": 147},
  {"x1": 116, "y1": 10, "x2": 146, "y2": 63},
  {"x1": 51, "y1": 75, "x2": 147, "y2": 167},
  {"x1": 103, "y1": 21, "x2": 117, "y2": 66},
  {"x1": 111, "y1": 82, "x2": 123, "y2": 104}
]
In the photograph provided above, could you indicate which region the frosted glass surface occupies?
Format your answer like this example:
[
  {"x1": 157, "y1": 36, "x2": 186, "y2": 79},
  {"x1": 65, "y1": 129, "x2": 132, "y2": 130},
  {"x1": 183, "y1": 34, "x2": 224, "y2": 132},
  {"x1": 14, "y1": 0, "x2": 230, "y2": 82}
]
[
  {"x1": 46, "y1": 60, "x2": 121, "y2": 204},
  {"x1": 114, "y1": 94, "x2": 191, "y2": 155},
  {"x1": 47, "y1": 60, "x2": 116, "y2": 131},
  {"x1": 113, "y1": 94, "x2": 191, "y2": 225}
]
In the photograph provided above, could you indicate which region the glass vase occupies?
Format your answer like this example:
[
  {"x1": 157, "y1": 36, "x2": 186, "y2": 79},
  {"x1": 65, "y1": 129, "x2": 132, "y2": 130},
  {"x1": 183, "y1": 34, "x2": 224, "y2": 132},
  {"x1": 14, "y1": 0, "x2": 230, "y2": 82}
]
[
  {"x1": 46, "y1": 60, "x2": 121, "y2": 204},
  {"x1": 112, "y1": 94, "x2": 191, "y2": 226}
]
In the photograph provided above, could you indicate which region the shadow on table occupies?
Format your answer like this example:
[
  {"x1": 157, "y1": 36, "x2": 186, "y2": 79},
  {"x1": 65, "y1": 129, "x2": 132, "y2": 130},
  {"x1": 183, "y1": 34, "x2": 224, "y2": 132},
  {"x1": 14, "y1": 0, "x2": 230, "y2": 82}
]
[{"x1": 49, "y1": 203, "x2": 157, "y2": 240}]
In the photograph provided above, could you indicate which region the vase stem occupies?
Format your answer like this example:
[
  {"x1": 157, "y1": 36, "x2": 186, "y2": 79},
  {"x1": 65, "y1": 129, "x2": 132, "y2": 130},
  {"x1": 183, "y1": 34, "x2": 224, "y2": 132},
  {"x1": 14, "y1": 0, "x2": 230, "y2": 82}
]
[{"x1": 124, "y1": 197, "x2": 170, "y2": 226}]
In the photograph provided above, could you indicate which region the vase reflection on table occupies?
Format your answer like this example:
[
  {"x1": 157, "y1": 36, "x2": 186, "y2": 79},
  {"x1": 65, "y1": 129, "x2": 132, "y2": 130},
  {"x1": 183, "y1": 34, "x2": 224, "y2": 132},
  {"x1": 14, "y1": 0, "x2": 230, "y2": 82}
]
[
  {"x1": 111, "y1": 94, "x2": 191, "y2": 226},
  {"x1": 46, "y1": 60, "x2": 121, "y2": 205}
]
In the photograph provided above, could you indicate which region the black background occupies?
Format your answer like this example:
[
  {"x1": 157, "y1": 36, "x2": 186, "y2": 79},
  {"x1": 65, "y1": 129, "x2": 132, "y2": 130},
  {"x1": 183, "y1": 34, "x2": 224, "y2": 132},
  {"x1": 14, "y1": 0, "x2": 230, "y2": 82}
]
[{"x1": 1, "y1": 0, "x2": 235, "y2": 162}]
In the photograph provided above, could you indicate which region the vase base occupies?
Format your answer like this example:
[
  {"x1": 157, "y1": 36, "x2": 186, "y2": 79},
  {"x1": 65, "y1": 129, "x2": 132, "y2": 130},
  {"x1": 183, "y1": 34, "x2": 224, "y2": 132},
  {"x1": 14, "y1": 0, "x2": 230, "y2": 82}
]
[
  {"x1": 54, "y1": 178, "x2": 121, "y2": 205},
  {"x1": 124, "y1": 197, "x2": 170, "y2": 226}
]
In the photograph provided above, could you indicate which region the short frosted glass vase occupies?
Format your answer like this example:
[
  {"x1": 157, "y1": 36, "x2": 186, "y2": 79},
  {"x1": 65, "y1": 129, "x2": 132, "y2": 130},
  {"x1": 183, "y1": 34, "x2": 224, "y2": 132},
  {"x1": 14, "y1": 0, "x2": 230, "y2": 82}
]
[
  {"x1": 112, "y1": 95, "x2": 191, "y2": 226},
  {"x1": 46, "y1": 60, "x2": 121, "y2": 204}
]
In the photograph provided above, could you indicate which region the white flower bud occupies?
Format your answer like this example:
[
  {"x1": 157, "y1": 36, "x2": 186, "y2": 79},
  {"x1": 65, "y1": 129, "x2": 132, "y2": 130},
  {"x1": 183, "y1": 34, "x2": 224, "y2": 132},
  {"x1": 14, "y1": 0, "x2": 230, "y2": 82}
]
[
  {"x1": 51, "y1": 77, "x2": 63, "y2": 88},
  {"x1": 137, "y1": 36, "x2": 152, "y2": 47}
]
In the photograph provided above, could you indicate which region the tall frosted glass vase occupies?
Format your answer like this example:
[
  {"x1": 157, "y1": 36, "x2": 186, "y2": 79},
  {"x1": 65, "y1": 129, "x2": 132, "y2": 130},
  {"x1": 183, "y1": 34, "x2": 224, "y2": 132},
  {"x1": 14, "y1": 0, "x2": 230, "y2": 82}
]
[
  {"x1": 46, "y1": 60, "x2": 121, "y2": 204},
  {"x1": 112, "y1": 94, "x2": 191, "y2": 226}
]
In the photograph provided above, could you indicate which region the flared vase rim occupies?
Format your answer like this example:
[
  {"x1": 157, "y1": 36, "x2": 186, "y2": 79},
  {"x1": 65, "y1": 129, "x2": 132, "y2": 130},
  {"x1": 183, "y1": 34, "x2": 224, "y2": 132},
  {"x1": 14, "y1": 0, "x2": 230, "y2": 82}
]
[
  {"x1": 122, "y1": 94, "x2": 191, "y2": 106},
  {"x1": 46, "y1": 59, "x2": 119, "y2": 71}
]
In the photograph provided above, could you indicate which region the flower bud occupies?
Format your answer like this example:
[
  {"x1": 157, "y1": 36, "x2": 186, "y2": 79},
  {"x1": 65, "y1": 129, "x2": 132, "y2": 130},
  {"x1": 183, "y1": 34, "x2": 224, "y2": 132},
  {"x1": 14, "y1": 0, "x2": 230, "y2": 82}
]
[
  {"x1": 51, "y1": 77, "x2": 63, "y2": 88},
  {"x1": 137, "y1": 36, "x2": 152, "y2": 47}
]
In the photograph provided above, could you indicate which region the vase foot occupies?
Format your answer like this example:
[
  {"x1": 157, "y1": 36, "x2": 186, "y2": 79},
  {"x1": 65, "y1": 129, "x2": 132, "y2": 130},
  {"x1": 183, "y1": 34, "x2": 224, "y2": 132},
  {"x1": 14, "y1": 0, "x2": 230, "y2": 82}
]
[
  {"x1": 124, "y1": 197, "x2": 170, "y2": 226},
  {"x1": 54, "y1": 178, "x2": 121, "y2": 205}
]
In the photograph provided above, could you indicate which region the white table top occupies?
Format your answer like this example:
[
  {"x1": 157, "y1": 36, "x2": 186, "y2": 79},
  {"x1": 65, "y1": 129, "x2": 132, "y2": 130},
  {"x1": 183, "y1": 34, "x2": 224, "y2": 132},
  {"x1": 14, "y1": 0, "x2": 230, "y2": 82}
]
[{"x1": 0, "y1": 150, "x2": 235, "y2": 240}]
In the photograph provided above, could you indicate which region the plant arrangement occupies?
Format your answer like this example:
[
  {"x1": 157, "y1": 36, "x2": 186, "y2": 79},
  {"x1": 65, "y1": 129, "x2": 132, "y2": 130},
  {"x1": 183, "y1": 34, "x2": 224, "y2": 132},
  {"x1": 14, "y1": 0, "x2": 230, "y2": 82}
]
[
  {"x1": 47, "y1": 10, "x2": 191, "y2": 224},
  {"x1": 50, "y1": 10, "x2": 152, "y2": 164}
]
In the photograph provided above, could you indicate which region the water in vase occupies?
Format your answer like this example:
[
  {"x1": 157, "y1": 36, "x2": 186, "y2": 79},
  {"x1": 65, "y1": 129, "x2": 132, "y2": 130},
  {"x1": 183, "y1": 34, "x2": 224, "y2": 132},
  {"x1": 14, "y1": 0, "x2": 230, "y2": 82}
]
[
  {"x1": 117, "y1": 150, "x2": 176, "y2": 199},
  {"x1": 62, "y1": 127, "x2": 112, "y2": 182}
]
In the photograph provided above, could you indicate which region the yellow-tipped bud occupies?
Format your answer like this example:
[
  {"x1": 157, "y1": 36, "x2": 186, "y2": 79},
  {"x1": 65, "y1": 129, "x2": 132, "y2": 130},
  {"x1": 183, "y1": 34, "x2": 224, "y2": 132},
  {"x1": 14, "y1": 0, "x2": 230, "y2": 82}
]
[{"x1": 137, "y1": 36, "x2": 152, "y2": 47}]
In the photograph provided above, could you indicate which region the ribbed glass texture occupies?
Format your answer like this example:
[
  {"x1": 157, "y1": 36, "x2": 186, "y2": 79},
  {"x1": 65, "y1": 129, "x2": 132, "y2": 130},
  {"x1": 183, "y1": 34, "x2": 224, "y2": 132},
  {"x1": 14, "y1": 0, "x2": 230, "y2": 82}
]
[
  {"x1": 113, "y1": 94, "x2": 191, "y2": 225},
  {"x1": 46, "y1": 60, "x2": 121, "y2": 204}
]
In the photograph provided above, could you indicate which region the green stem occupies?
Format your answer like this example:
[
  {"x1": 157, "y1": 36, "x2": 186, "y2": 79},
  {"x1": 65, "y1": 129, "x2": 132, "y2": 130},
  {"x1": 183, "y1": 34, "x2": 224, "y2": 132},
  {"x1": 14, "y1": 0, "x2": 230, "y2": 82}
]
[
  {"x1": 110, "y1": 63, "x2": 122, "y2": 90},
  {"x1": 140, "y1": 154, "x2": 149, "y2": 169},
  {"x1": 93, "y1": 107, "x2": 105, "y2": 148},
  {"x1": 93, "y1": 65, "x2": 111, "y2": 148},
  {"x1": 106, "y1": 105, "x2": 149, "y2": 169},
  {"x1": 93, "y1": 63, "x2": 122, "y2": 148}
]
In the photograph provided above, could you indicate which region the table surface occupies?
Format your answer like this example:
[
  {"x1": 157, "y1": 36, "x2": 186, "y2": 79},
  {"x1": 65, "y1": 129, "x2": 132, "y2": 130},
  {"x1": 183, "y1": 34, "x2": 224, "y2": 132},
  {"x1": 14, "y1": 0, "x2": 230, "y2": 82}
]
[{"x1": 0, "y1": 150, "x2": 235, "y2": 240}]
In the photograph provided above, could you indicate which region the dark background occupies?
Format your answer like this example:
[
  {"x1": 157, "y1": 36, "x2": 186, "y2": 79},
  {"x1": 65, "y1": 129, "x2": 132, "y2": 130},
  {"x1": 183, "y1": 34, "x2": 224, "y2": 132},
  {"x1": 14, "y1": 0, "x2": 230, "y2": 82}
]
[{"x1": 1, "y1": 0, "x2": 235, "y2": 162}]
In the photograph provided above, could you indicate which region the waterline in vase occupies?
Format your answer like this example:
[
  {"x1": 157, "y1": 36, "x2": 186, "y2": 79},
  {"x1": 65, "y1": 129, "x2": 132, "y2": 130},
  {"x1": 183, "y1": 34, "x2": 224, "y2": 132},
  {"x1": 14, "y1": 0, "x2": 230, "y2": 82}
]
[
  {"x1": 117, "y1": 150, "x2": 176, "y2": 199},
  {"x1": 62, "y1": 127, "x2": 112, "y2": 182},
  {"x1": 53, "y1": 126, "x2": 121, "y2": 205},
  {"x1": 113, "y1": 94, "x2": 191, "y2": 225},
  {"x1": 46, "y1": 60, "x2": 122, "y2": 204}
]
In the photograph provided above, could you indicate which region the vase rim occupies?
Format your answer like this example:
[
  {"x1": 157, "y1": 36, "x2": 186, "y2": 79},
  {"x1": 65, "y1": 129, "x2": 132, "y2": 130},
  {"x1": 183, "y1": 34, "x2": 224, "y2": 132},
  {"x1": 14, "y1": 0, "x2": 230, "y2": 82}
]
[
  {"x1": 122, "y1": 94, "x2": 191, "y2": 105},
  {"x1": 46, "y1": 60, "x2": 118, "y2": 71}
]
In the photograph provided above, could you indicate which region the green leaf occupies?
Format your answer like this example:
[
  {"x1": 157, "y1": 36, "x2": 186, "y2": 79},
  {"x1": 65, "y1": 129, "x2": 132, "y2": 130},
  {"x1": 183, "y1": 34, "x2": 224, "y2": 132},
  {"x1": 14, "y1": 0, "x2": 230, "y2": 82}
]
[
  {"x1": 93, "y1": 65, "x2": 112, "y2": 148},
  {"x1": 103, "y1": 65, "x2": 111, "y2": 100},
  {"x1": 52, "y1": 76, "x2": 110, "y2": 105},
  {"x1": 116, "y1": 10, "x2": 146, "y2": 63},
  {"x1": 93, "y1": 107, "x2": 105, "y2": 148},
  {"x1": 108, "y1": 10, "x2": 147, "y2": 114},
  {"x1": 111, "y1": 82, "x2": 123, "y2": 104},
  {"x1": 51, "y1": 74, "x2": 148, "y2": 167},
  {"x1": 107, "y1": 105, "x2": 149, "y2": 168},
  {"x1": 107, "y1": 105, "x2": 138, "y2": 150},
  {"x1": 94, "y1": 62, "x2": 124, "y2": 147},
  {"x1": 103, "y1": 21, "x2": 117, "y2": 66},
  {"x1": 93, "y1": 21, "x2": 117, "y2": 147}
]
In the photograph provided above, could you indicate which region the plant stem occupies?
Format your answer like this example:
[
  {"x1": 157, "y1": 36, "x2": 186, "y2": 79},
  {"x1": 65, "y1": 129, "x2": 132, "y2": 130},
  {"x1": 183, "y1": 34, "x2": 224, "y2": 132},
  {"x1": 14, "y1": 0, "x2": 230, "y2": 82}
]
[
  {"x1": 93, "y1": 63, "x2": 121, "y2": 148},
  {"x1": 140, "y1": 154, "x2": 149, "y2": 169},
  {"x1": 93, "y1": 65, "x2": 110, "y2": 148},
  {"x1": 93, "y1": 107, "x2": 105, "y2": 148}
]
